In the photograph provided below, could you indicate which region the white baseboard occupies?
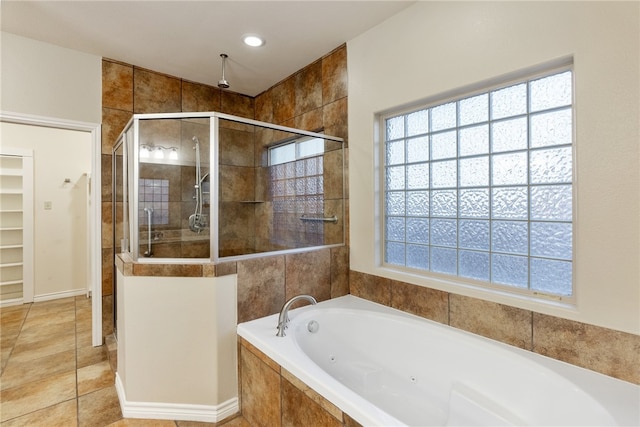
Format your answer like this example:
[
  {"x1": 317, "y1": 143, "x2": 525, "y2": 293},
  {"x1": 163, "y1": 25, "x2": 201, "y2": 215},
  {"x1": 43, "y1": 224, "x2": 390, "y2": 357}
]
[
  {"x1": 34, "y1": 288, "x2": 88, "y2": 302},
  {"x1": 115, "y1": 373, "x2": 239, "y2": 422}
]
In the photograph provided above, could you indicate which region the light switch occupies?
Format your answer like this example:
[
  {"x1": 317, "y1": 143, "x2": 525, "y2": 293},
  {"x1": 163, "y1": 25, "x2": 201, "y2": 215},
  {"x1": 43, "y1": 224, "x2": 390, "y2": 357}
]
[{"x1": 44, "y1": 201, "x2": 52, "y2": 210}]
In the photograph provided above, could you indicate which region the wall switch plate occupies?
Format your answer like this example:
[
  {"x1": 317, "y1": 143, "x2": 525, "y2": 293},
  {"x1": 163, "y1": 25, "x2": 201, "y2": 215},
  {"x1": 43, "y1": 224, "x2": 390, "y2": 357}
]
[{"x1": 44, "y1": 201, "x2": 52, "y2": 210}]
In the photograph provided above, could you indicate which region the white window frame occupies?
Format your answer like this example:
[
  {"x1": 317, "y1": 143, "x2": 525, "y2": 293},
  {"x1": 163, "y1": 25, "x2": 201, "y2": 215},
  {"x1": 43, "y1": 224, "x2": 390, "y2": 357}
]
[{"x1": 378, "y1": 63, "x2": 575, "y2": 303}]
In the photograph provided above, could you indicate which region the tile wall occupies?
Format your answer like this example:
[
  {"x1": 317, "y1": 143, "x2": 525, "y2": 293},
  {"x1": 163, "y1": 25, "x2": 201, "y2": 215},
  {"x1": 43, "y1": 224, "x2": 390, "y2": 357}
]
[
  {"x1": 350, "y1": 270, "x2": 640, "y2": 384},
  {"x1": 239, "y1": 337, "x2": 361, "y2": 427},
  {"x1": 101, "y1": 45, "x2": 350, "y2": 333}
]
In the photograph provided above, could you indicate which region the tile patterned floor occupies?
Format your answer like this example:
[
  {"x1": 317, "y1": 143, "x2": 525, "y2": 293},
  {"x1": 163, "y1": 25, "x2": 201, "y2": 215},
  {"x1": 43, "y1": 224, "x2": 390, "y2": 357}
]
[{"x1": 1, "y1": 296, "x2": 250, "y2": 427}]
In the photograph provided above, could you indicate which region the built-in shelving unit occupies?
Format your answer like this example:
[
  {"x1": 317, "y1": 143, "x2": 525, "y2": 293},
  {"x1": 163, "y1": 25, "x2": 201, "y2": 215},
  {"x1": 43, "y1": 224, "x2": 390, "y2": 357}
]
[{"x1": 0, "y1": 149, "x2": 33, "y2": 306}]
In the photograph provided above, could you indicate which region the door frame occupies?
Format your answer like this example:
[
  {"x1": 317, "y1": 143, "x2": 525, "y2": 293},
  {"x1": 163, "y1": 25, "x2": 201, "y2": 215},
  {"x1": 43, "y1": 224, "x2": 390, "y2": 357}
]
[{"x1": 0, "y1": 111, "x2": 103, "y2": 346}]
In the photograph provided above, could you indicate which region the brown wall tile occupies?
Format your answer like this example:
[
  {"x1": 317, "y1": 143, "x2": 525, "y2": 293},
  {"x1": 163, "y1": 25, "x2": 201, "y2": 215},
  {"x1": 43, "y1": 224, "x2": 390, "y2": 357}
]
[
  {"x1": 133, "y1": 68, "x2": 181, "y2": 113},
  {"x1": 220, "y1": 165, "x2": 255, "y2": 202},
  {"x1": 102, "y1": 60, "x2": 133, "y2": 111},
  {"x1": 101, "y1": 154, "x2": 113, "y2": 202},
  {"x1": 285, "y1": 249, "x2": 331, "y2": 303},
  {"x1": 221, "y1": 91, "x2": 255, "y2": 119},
  {"x1": 343, "y1": 413, "x2": 364, "y2": 427},
  {"x1": 349, "y1": 270, "x2": 391, "y2": 306},
  {"x1": 281, "y1": 369, "x2": 342, "y2": 422},
  {"x1": 293, "y1": 108, "x2": 323, "y2": 132},
  {"x1": 322, "y1": 45, "x2": 348, "y2": 105},
  {"x1": 281, "y1": 377, "x2": 342, "y2": 427},
  {"x1": 130, "y1": 263, "x2": 203, "y2": 277},
  {"x1": 101, "y1": 108, "x2": 131, "y2": 155},
  {"x1": 391, "y1": 281, "x2": 449, "y2": 324},
  {"x1": 101, "y1": 249, "x2": 113, "y2": 295},
  {"x1": 219, "y1": 127, "x2": 255, "y2": 167},
  {"x1": 295, "y1": 60, "x2": 322, "y2": 117},
  {"x1": 182, "y1": 80, "x2": 220, "y2": 112},
  {"x1": 272, "y1": 78, "x2": 296, "y2": 125},
  {"x1": 101, "y1": 202, "x2": 113, "y2": 250},
  {"x1": 330, "y1": 246, "x2": 349, "y2": 298},
  {"x1": 449, "y1": 294, "x2": 532, "y2": 349},
  {"x1": 533, "y1": 313, "x2": 640, "y2": 384},
  {"x1": 240, "y1": 343, "x2": 281, "y2": 427},
  {"x1": 323, "y1": 98, "x2": 348, "y2": 143},
  {"x1": 237, "y1": 256, "x2": 285, "y2": 323},
  {"x1": 254, "y1": 90, "x2": 273, "y2": 123}
]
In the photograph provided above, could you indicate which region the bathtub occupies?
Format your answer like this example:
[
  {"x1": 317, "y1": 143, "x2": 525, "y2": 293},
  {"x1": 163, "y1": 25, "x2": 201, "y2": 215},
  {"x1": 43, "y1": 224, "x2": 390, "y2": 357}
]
[{"x1": 237, "y1": 295, "x2": 640, "y2": 426}]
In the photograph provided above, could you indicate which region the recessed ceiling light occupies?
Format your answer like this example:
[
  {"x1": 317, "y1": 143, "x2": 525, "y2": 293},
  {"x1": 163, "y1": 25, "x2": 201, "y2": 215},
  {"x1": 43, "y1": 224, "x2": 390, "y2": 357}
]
[{"x1": 242, "y1": 34, "x2": 265, "y2": 47}]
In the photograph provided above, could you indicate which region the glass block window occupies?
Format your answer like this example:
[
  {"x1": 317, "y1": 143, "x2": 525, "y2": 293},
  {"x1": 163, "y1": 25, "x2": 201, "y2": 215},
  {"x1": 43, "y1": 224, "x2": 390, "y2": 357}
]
[
  {"x1": 269, "y1": 137, "x2": 325, "y2": 247},
  {"x1": 139, "y1": 179, "x2": 169, "y2": 225},
  {"x1": 382, "y1": 68, "x2": 573, "y2": 298}
]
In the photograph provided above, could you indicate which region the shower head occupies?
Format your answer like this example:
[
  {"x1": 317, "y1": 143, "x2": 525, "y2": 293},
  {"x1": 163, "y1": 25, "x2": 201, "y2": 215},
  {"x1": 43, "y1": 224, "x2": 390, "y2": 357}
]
[{"x1": 218, "y1": 53, "x2": 230, "y2": 89}]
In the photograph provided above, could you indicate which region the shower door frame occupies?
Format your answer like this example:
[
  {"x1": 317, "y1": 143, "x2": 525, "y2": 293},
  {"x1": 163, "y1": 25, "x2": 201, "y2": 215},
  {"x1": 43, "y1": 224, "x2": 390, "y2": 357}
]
[{"x1": 121, "y1": 111, "x2": 345, "y2": 264}]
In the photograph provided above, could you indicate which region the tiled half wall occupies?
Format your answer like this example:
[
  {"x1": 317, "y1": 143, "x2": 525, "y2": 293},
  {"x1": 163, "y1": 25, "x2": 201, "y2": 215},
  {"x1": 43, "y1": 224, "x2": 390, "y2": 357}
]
[{"x1": 350, "y1": 270, "x2": 640, "y2": 385}]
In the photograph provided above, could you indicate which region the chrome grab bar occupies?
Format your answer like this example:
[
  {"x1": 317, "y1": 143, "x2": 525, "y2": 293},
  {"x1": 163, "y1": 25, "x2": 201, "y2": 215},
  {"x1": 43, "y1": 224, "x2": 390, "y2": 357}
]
[
  {"x1": 299, "y1": 215, "x2": 338, "y2": 224},
  {"x1": 143, "y1": 207, "x2": 153, "y2": 257}
]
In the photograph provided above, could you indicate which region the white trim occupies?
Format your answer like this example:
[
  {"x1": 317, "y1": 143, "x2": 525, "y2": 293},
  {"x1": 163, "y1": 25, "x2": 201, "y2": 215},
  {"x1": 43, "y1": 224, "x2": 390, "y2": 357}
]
[
  {"x1": 115, "y1": 374, "x2": 239, "y2": 423},
  {"x1": 0, "y1": 297, "x2": 24, "y2": 307},
  {"x1": 0, "y1": 110, "x2": 102, "y2": 346},
  {"x1": 33, "y1": 288, "x2": 88, "y2": 303}
]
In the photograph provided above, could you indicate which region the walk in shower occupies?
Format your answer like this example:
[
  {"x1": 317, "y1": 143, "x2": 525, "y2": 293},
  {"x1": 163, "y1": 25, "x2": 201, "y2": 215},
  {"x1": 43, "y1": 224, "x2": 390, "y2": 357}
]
[{"x1": 112, "y1": 112, "x2": 345, "y2": 262}]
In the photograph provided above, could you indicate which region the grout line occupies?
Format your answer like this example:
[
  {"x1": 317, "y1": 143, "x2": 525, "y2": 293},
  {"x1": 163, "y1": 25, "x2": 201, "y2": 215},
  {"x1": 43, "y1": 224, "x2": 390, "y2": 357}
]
[{"x1": 0, "y1": 302, "x2": 32, "y2": 376}]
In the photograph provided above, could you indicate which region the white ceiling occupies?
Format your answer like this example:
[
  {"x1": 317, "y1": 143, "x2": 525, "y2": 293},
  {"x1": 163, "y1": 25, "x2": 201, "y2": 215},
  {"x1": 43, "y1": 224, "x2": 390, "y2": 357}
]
[{"x1": 1, "y1": 1, "x2": 414, "y2": 96}]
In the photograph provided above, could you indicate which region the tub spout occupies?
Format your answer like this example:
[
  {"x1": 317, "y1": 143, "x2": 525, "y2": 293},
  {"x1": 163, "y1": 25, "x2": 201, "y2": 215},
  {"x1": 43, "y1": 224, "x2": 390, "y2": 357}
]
[{"x1": 276, "y1": 295, "x2": 317, "y2": 337}]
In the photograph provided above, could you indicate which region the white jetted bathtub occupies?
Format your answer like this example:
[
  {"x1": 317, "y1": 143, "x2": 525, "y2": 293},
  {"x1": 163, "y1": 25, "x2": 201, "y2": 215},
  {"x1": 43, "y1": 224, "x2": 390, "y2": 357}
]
[{"x1": 237, "y1": 295, "x2": 640, "y2": 426}]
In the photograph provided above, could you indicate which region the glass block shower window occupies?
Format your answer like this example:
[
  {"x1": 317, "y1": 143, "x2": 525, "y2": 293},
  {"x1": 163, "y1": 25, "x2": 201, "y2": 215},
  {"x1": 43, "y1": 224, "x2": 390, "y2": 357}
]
[
  {"x1": 269, "y1": 138, "x2": 325, "y2": 247},
  {"x1": 139, "y1": 179, "x2": 169, "y2": 225},
  {"x1": 382, "y1": 69, "x2": 573, "y2": 297}
]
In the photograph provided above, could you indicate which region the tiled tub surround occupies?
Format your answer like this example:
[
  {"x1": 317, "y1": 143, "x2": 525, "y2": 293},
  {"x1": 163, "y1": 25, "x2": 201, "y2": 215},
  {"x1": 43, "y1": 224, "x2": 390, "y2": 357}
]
[
  {"x1": 237, "y1": 296, "x2": 640, "y2": 426},
  {"x1": 350, "y1": 270, "x2": 640, "y2": 385}
]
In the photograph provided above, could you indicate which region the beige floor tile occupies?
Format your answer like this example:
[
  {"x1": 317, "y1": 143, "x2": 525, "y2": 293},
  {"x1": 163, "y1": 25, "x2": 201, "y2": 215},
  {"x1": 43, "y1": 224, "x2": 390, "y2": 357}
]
[
  {"x1": 10, "y1": 329, "x2": 76, "y2": 363},
  {"x1": 1, "y1": 349, "x2": 76, "y2": 390},
  {"x1": 21, "y1": 308, "x2": 75, "y2": 330},
  {"x1": 1, "y1": 398, "x2": 78, "y2": 427},
  {"x1": 1, "y1": 322, "x2": 23, "y2": 344},
  {"x1": 0, "y1": 305, "x2": 30, "y2": 324},
  {"x1": 0, "y1": 370, "x2": 76, "y2": 422},
  {"x1": 108, "y1": 418, "x2": 177, "y2": 426},
  {"x1": 17, "y1": 320, "x2": 76, "y2": 341},
  {"x1": 77, "y1": 344, "x2": 109, "y2": 369},
  {"x1": 76, "y1": 328, "x2": 93, "y2": 348},
  {"x1": 77, "y1": 385, "x2": 123, "y2": 427},
  {"x1": 77, "y1": 360, "x2": 115, "y2": 396}
]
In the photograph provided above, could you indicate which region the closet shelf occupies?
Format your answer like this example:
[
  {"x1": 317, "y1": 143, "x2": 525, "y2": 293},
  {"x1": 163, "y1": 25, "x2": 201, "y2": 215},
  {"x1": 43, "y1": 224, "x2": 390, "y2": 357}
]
[
  {"x1": 0, "y1": 227, "x2": 23, "y2": 231},
  {"x1": 0, "y1": 189, "x2": 23, "y2": 194},
  {"x1": 0, "y1": 280, "x2": 23, "y2": 287},
  {"x1": 0, "y1": 169, "x2": 23, "y2": 176},
  {"x1": 0, "y1": 210, "x2": 23, "y2": 213},
  {"x1": 0, "y1": 262, "x2": 23, "y2": 268},
  {"x1": 0, "y1": 245, "x2": 23, "y2": 249}
]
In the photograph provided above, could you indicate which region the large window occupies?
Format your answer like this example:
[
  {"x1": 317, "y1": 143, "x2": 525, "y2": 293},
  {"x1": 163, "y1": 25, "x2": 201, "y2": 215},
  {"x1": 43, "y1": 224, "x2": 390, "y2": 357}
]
[{"x1": 382, "y1": 68, "x2": 573, "y2": 298}]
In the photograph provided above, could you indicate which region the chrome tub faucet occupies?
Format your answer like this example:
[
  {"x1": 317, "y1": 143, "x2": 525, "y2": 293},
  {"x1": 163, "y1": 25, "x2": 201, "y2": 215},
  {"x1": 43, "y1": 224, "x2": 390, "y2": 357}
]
[{"x1": 276, "y1": 294, "x2": 317, "y2": 337}]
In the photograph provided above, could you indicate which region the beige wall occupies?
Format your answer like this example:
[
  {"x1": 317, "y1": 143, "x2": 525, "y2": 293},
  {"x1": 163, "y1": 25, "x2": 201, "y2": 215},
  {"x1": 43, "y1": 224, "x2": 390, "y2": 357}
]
[
  {"x1": 0, "y1": 32, "x2": 102, "y2": 124},
  {"x1": 348, "y1": 2, "x2": 639, "y2": 334},
  {"x1": 116, "y1": 271, "x2": 237, "y2": 412},
  {"x1": 1, "y1": 122, "x2": 92, "y2": 298}
]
